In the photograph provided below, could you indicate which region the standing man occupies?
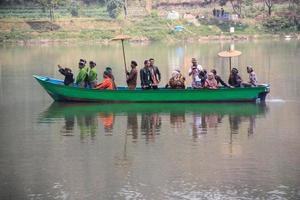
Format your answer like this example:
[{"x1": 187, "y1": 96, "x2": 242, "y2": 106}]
[
  {"x1": 188, "y1": 58, "x2": 203, "y2": 88},
  {"x1": 149, "y1": 58, "x2": 161, "y2": 89},
  {"x1": 140, "y1": 60, "x2": 152, "y2": 89},
  {"x1": 126, "y1": 60, "x2": 138, "y2": 90}
]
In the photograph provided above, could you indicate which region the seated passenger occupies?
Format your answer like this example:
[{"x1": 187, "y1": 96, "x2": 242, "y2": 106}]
[
  {"x1": 87, "y1": 61, "x2": 98, "y2": 88},
  {"x1": 211, "y1": 69, "x2": 231, "y2": 88},
  {"x1": 204, "y1": 72, "x2": 218, "y2": 89},
  {"x1": 246, "y1": 65, "x2": 257, "y2": 86},
  {"x1": 228, "y1": 67, "x2": 242, "y2": 87},
  {"x1": 126, "y1": 60, "x2": 138, "y2": 90},
  {"x1": 57, "y1": 64, "x2": 74, "y2": 86},
  {"x1": 95, "y1": 71, "x2": 114, "y2": 90},
  {"x1": 75, "y1": 60, "x2": 88, "y2": 88},
  {"x1": 166, "y1": 69, "x2": 186, "y2": 89},
  {"x1": 105, "y1": 67, "x2": 117, "y2": 90}
]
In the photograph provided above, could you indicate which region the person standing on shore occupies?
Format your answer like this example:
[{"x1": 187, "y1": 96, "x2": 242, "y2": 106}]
[
  {"x1": 126, "y1": 60, "x2": 138, "y2": 90},
  {"x1": 149, "y1": 58, "x2": 161, "y2": 89}
]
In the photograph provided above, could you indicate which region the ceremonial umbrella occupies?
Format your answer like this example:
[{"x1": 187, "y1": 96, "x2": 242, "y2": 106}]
[
  {"x1": 111, "y1": 34, "x2": 131, "y2": 76},
  {"x1": 218, "y1": 50, "x2": 242, "y2": 71}
]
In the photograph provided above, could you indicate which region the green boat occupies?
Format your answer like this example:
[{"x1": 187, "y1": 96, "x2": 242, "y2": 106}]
[{"x1": 33, "y1": 75, "x2": 270, "y2": 103}]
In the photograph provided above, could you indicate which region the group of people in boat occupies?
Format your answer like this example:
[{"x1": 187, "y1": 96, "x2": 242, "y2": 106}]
[{"x1": 58, "y1": 57, "x2": 258, "y2": 90}]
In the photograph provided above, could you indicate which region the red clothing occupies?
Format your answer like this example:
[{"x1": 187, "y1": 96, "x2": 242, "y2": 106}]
[
  {"x1": 95, "y1": 78, "x2": 114, "y2": 90},
  {"x1": 204, "y1": 79, "x2": 218, "y2": 89}
]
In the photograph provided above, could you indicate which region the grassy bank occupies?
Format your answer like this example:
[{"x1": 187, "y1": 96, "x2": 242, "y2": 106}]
[{"x1": 0, "y1": 4, "x2": 298, "y2": 44}]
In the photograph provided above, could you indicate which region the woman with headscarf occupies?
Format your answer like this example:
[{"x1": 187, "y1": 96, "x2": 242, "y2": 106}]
[{"x1": 204, "y1": 72, "x2": 218, "y2": 89}]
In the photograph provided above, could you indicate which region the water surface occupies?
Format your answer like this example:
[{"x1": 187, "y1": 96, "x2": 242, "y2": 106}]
[{"x1": 0, "y1": 40, "x2": 300, "y2": 199}]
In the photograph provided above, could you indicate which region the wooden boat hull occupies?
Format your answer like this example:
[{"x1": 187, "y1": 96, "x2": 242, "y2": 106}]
[{"x1": 33, "y1": 75, "x2": 270, "y2": 103}]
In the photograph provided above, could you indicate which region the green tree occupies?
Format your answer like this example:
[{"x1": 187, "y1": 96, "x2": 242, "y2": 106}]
[
  {"x1": 35, "y1": 0, "x2": 70, "y2": 21},
  {"x1": 106, "y1": 0, "x2": 124, "y2": 18}
]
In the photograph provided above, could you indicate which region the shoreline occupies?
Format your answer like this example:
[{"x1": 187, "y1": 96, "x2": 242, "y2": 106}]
[{"x1": 1, "y1": 34, "x2": 299, "y2": 46}]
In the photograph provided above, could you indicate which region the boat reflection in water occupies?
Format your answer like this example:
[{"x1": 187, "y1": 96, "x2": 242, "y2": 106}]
[{"x1": 39, "y1": 102, "x2": 268, "y2": 141}]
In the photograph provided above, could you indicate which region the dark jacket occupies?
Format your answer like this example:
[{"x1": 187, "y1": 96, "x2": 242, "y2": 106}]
[
  {"x1": 140, "y1": 67, "x2": 152, "y2": 88},
  {"x1": 215, "y1": 75, "x2": 230, "y2": 87},
  {"x1": 59, "y1": 68, "x2": 74, "y2": 86},
  {"x1": 126, "y1": 68, "x2": 138, "y2": 86},
  {"x1": 228, "y1": 74, "x2": 242, "y2": 87},
  {"x1": 150, "y1": 65, "x2": 161, "y2": 82}
]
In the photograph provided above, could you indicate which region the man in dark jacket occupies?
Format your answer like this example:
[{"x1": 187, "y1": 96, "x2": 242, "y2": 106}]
[
  {"x1": 140, "y1": 60, "x2": 152, "y2": 89},
  {"x1": 126, "y1": 60, "x2": 138, "y2": 90},
  {"x1": 149, "y1": 58, "x2": 161, "y2": 89}
]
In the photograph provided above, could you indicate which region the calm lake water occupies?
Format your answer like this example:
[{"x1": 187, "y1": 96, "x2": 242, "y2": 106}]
[{"x1": 0, "y1": 40, "x2": 300, "y2": 200}]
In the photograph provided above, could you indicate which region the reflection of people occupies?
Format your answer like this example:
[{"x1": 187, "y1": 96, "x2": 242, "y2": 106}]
[
  {"x1": 141, "y1": 113, "x2": 161, "y2": 140},
  {"x1": 170, "y1": 112, "x2": 185, "y2": 128},
  {"x1": 77, "y1": 114, "x2": 98, "y2": 139},
  {"x1": 61, "y1": 115, "x2": 75, "y2": 136},
  {"x1": 229, "y1": 115, "x2": 242, "y2": 135},
  {"x1": 127, "y1": 113, "x2": 138, "y2": 140},
  {"x1": 191, "y1": 114, "x2": 207, "y2": 139},
  {"x1": 99, "y1": 112, "x2": 114, "y2": 134}
]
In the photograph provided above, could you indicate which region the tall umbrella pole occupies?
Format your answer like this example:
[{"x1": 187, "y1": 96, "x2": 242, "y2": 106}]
[
  {"x1": 229, "y1": 57, "x2": 232, "y2": 71},
  {"x1": 121, "y1": 39, "x2": 128, "y2": 76}
]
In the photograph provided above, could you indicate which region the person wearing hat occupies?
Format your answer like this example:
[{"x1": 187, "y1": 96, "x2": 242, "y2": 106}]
[
  {"x1": 57, "y1": 64, "x2": 74, "y2": 86},
  {"x1": 188, "y1": 58, "x2": 203, "y2": 89},
  {"x1": 228, "y1": 67, "x2": 242, "y2": 87},
  {"x1": 126, "y1": 60, "x2": 138, "y2": 90},
  {"x1": 75, "y1": 60, "x2": 88, "y2": 88},
  {"x1": 87, "y1": 61, "x2": 98, "y2": 88},
  {"x1": 95, "y1": 70, "x2": 114, "y2": 90}
]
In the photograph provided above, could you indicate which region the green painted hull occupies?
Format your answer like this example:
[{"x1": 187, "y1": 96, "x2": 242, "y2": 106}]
[{"x1": 34, "y1": 75, "x2": 270, "y2": 103}]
